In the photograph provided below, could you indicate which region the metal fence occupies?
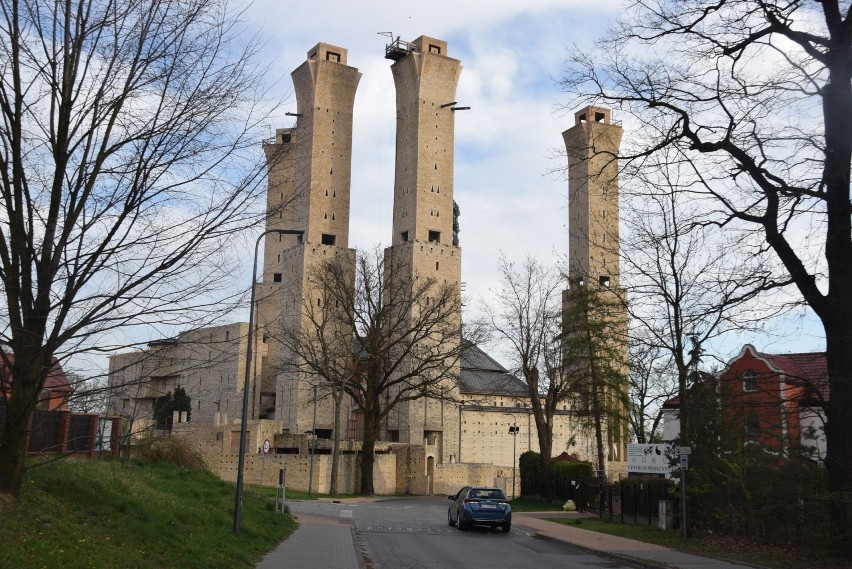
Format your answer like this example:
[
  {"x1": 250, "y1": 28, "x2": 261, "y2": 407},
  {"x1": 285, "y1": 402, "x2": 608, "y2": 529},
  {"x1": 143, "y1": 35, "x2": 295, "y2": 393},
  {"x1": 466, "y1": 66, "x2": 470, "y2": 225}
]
[{"x1": 0, "y1": 400, "x2": 120, "y2": 457}]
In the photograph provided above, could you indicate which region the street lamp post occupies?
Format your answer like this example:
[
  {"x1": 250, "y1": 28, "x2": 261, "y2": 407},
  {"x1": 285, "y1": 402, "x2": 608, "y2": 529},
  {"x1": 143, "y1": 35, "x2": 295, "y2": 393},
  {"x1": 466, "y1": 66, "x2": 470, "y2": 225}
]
[
  {"x1": 505, "y1": 413, "x2": 518, "y2": 501},
  {"x1": 233, "y1": 228, "x2": 303, "y2": 536}
]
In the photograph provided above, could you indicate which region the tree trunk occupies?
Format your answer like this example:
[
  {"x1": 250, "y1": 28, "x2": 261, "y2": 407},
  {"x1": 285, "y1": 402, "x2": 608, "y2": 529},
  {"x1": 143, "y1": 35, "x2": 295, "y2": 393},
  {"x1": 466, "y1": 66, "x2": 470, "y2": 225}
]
[
  {"x1": 360, "y1": 414, "x2": 379, "y2": 495},
  {"x1": 824, "y1": 314, "x2": 852, "y2": 549},
  {"x1": 329, "y1": 388, "x2": 342, "y2": 497},
  {"x1": 0, "y1": 399, "x2": 32, "y2": 496},
  {"x1": 591, "y1": 381, "x2": 605, "y2": 477},
  {"x1": 0, "y1": 356, "x2": 47, "y2": 496},
  {"x1": 535, "y1": 416, "x2": 554, "y2": 499}
]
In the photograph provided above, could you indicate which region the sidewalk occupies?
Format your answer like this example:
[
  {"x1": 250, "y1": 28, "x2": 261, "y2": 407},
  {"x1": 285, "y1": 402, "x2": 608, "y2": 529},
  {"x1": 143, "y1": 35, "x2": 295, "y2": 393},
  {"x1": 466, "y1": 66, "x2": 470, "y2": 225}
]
[
  {"x1": 513, "y1": 511, "x2": 755, "y2": 569},
  {"x1": 254, "y1": 510, "x2": 363, "y2": 569},
  {"x1": 254, "y1": 497, "x2": 383, "y2": 569}
]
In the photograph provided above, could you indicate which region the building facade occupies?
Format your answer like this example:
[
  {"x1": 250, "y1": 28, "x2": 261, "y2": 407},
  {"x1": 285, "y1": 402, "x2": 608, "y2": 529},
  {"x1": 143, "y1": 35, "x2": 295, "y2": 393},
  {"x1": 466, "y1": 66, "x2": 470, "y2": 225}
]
[
  {"x1": 661, "y1": 344, "x2": 828, "y2": 461},
  {"x1": 107, "y1": 38, "x2": 627, "y2": 493}
]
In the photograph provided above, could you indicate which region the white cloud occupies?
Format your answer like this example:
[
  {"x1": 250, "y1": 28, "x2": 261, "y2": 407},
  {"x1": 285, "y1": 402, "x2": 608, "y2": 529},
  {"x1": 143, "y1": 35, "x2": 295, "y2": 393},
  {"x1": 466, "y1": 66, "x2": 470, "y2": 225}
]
[{"x1": 238, "y1": 0, "x2": 824, "y2": 358}]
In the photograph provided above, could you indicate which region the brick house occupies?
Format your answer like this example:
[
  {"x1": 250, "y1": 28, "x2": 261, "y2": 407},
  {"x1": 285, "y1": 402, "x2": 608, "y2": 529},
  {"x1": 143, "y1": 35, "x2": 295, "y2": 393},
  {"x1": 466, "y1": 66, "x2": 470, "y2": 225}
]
[{"x1": 662, "y1": 344, "x2": 827, "y2": 461}]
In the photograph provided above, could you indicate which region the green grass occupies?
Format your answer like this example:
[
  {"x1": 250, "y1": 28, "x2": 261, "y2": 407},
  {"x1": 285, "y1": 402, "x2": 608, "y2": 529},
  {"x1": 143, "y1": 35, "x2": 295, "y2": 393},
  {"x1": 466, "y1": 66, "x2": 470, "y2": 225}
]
[
  {"x1": 508, "y1": 496, "x2": 564, "y2": 512},
  {"x1": 546, "y1": 517, "x2": 848, "y2": 569},
  {"x1": 0, "y1": 457, "x2": 297, "y2": 569}
]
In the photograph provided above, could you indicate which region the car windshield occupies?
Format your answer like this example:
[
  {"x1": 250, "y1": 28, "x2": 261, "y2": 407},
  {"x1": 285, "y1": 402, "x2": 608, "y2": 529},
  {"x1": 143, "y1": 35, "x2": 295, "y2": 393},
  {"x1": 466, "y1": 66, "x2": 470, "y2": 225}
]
[{"x1": 469, "y1": 489, "x2": 504, "y2": 500}]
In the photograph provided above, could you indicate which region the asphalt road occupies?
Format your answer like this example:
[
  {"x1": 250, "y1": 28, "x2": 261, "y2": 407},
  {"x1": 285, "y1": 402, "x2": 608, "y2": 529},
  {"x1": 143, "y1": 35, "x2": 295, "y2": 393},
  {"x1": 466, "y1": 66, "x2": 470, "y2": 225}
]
[{"x1": 289, "y1": 496, "x2": 636, "y2": 569}]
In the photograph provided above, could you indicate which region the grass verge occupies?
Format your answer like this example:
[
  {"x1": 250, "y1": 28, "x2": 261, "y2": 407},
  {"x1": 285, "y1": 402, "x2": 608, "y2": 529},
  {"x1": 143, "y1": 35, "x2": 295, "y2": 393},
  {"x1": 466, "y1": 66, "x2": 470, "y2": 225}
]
[
  {"x1": 546, "y1": 517, "x2": 848, "y2": 569},
  {"x1": 0, "y1": 457, "x2": 297, "y2": 569}
]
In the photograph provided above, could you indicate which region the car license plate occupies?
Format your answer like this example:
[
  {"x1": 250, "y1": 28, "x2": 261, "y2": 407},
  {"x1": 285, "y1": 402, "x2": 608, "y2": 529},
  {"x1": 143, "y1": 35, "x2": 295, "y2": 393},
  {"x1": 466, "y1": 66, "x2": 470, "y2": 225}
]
[{"x1": 482, "y1": 504, "x2": 496, "y2": 509}]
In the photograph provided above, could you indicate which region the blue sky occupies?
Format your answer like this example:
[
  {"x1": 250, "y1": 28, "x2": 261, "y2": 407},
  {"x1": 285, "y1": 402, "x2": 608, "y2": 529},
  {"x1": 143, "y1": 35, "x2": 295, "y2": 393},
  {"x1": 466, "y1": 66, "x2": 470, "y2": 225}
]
[{"x1": 236, "y1": 0, "x2": 826, "y2": 363}]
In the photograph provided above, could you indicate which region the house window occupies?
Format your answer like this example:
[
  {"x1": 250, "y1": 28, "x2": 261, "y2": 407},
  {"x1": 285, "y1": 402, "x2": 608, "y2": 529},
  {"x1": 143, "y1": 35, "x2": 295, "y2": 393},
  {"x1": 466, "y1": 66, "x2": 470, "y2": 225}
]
[
  {"x1": 745, "y1": 411, "x2": 760, "y2": 436},
  {"x1": 599, "y1": 276, "x2": 611, "y2": 287},
  {"x1": 273, "y1": 273, "x2": 282, "y2": 283},
  {"x1": 743, "y1": 370, "x2": 757, "y2": 392},
  {"x1": 429, "y1": 44, "x2": 441, "y2": 54},
  {"x1": 401, "y1": 231, "x2": 409, "y2": 242},
  {"x1": 321, "y1": 234, "x2": 336, "y2": 246},
  {"x1": 326, "y1": 51, "x2": 341, "y2": 62},
  {"x1": 428, "y1": 230, "x2": 441, "y2": 243}
]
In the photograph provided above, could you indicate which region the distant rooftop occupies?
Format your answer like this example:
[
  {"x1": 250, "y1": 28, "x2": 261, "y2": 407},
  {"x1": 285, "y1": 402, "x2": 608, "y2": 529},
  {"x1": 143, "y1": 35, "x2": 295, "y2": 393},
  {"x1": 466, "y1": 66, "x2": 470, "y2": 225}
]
[{"x1": 460, "y1": 344, "x2": 527, "y2": 396}]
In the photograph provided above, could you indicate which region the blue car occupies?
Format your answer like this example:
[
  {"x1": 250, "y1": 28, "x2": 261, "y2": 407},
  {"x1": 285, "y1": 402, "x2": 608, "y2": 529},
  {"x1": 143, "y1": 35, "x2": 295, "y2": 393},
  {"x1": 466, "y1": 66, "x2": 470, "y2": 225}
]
[{"x1": 447, "y1": 486, "x2": 511, "y2": 532}]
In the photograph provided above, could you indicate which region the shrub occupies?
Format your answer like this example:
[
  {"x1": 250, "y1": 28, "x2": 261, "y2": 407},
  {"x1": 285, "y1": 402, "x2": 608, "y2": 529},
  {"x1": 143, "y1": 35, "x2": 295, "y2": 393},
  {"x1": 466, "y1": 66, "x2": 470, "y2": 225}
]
[
  {"x1": 135, "y1": 436, "x2": 208, "y2": 470},
  {"x1": 519, "y1": 451, "x2": 541, "y2": 497},
  {"x1": 552, "y1": 460, "x2": 594, "y2": 501}
]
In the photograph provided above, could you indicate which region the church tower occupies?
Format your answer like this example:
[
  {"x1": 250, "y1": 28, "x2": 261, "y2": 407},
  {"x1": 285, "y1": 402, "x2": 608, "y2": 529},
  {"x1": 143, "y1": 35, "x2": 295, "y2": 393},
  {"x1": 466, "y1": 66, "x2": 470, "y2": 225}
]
[
  {"x1": 562, "y1": 106, "x2": 628, "y2": 475},
  {"x1": 257, "y1": 43, "x2": 360, "y2": 434},
  {"x1": 383, "y1": 36, "x2": 463, "y2": 459}
]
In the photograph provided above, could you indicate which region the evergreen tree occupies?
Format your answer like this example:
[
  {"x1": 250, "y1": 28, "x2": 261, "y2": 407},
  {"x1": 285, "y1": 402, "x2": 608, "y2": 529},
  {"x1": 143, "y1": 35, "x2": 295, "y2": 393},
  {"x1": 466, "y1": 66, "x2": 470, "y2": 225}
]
[{"x1": 562, "y1": 278, "x2": 629, "y2": 480}]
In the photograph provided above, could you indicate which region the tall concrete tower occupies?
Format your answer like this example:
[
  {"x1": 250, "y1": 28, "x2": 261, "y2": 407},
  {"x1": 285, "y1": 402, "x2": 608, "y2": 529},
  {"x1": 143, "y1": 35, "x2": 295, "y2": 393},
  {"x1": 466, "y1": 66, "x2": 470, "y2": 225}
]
[
  {"x1": 257, "y1": 43, "x2": 360, "y2": 434},
  {"x1": 563, "y1": 106, "x2": 623, "y2": 288},
  {"x1": 383, "y1": 36, "x2": 463, "y2": 460},
  {"x1": 562, "y1": 106, "x2": 628, "y2": 474}
]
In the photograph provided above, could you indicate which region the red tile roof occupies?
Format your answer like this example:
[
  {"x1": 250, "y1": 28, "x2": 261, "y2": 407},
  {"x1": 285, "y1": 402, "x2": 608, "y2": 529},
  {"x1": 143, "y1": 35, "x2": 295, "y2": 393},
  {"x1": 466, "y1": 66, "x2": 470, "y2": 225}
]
[{"x1": 0, "y1": 355, "x2": 73, "y2": 394}]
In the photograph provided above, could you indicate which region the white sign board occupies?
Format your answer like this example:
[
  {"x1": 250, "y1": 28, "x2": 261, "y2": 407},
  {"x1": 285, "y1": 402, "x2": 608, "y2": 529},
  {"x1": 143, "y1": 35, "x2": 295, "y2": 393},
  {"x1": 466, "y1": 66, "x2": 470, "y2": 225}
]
[{"x1": 627, "y1": 443, "x2": 677, "y2": 475}]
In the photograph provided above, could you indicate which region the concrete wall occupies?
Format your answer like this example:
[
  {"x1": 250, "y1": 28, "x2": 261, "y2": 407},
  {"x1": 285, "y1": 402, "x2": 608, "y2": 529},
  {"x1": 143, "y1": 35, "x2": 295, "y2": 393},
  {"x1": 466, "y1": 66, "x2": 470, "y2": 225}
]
[{"x1": 203, "y1": 449, "x2": 397, "y2": 495}]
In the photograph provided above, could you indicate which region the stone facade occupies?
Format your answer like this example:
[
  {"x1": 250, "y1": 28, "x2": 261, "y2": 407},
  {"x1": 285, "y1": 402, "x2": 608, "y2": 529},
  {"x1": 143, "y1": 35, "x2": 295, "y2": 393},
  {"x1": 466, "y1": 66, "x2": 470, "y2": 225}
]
[{"x1": 106, "y1": 323, "x2": 251, "y2": 438}]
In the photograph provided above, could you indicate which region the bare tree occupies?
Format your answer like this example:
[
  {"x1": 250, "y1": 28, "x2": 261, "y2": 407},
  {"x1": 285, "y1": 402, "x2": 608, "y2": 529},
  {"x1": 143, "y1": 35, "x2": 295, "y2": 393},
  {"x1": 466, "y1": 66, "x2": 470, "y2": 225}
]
[
  {"x1": 482, "y1": 254, "x2": 567, "y2": 499},
  {"x1": 66, "y1": 372, "x2": 108, "y2": 415},
  {"x1": 0, "y1": 0, "x2": 277, "y2": 496},
  {"x1": 285, "y1": 248, "x2": 474, "y2": 495},
  {"x1": 562, "y1": 0, "x2": 852, "y2": 542},
  {"x1": 628, "y1": 337, "x2": 676, "y2": 444},
  {"x1": 277, "y1": 252, "x2": 357, "y2": 497},
  {"x1": 622, "y1": 154, "x2": 783, "y2": 445}
]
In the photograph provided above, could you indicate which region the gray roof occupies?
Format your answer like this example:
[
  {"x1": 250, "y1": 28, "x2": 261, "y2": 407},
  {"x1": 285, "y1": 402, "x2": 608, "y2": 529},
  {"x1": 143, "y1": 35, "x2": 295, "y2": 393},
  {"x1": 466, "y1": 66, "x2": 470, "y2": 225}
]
[{"x1": 460, "y1": 344, "x2": 528, "y2": 396}]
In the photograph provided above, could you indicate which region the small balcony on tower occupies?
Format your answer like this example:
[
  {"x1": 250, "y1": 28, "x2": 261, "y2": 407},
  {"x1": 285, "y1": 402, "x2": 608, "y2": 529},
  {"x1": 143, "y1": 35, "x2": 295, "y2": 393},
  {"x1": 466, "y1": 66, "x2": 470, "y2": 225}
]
[{"x1": 385, "y1": 36, "x2": 418, "y2": 60}]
